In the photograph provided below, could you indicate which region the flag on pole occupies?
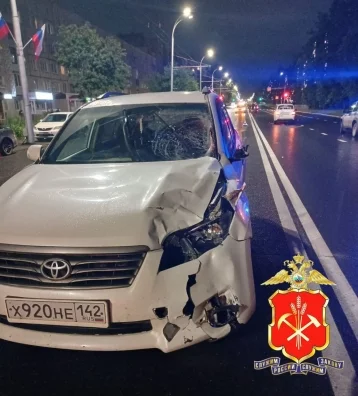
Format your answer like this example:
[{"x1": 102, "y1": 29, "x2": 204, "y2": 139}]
[
  {"x1": 0, "y1": 13, "x2": 10, "y2": 40},
  {"x1": 32, "y1": 24, "x2": 46, "y2": 60}
]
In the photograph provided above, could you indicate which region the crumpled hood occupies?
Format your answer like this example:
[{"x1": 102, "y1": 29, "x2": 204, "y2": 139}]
[{"x1": 0, "y1": 158, "x2": 221, "y2": 249}]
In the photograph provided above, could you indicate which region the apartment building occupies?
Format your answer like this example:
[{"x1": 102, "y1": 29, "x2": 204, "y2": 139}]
[{"x1": 0, "y1": 0, "x2": 159, "y2": 119}]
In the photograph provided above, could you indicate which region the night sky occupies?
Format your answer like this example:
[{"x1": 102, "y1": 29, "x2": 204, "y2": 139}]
[{"x1": 59, "y1": 0, "x2": 333, "y2": 94}]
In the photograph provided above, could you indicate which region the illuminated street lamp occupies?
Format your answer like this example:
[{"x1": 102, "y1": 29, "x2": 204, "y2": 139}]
[
  {"x1": 224, "y1": 72, "x2": 229, "y2": 78},
  {"x1": 211, "y1": 65, "x2": 223, "y2": 91},
  {"x1": 234, "y1": 85, "x2": 238, "y2": 91},
  {"x1": 171, "y1": 7, "x2": 193, "y2": 91},
  {"x1": 200, "y1": 48, "x2": 215, "y2": 90}
]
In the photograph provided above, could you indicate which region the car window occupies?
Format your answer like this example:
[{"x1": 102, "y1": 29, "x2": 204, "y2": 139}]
[
  {"x1": 216, "y1": 99, "x2": 236, "y2": 157},
  {"x1": 277, "y1": 105, "x2": 294, "y2": 110},
  {"x1": 42, "y1": 103, "x2": 214, "y2": 164},
  {"x1": 42, "y1": 114, "x2": 68, "y2": 122}
]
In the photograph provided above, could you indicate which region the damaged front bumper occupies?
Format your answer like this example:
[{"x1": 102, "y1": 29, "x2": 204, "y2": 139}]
[{"x1": 0, "y1": 235, "x2": 255, "y2": 352}]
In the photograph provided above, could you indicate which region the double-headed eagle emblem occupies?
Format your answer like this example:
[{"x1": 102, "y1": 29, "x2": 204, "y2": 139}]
[{"x1": 262, "y1": 254, "x2": 335, "y2": 290}]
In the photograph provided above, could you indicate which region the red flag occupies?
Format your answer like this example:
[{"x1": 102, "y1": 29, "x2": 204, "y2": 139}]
[{"x1": 0, "y1": 13, "x2": 10, "y2": 40}]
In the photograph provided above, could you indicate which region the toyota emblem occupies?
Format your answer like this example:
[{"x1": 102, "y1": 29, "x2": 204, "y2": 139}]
[{"x1": 41, "y1": 259, "x2": 72, "y2": 281}]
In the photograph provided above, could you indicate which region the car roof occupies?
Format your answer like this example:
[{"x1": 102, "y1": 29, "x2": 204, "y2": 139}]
[{"x1": 85, "y1": 91, "x2": 207, "y2": 108}]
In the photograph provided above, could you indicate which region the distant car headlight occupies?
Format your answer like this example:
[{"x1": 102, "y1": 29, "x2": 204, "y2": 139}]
[{"x1": 159, "y1": 181, "x2": 234, "y2": 272}]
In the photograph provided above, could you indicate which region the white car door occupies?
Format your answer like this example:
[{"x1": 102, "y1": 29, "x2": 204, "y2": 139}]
[{"x1": 343, "y1": 102, "x2": 357, "y2": 128}]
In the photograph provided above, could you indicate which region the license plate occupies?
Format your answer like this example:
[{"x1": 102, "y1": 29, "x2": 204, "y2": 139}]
[{"x1": 5, "y1": 299, "x2": 109, "y2": 328}]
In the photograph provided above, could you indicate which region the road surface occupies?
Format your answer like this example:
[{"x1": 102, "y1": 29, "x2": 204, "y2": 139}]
[{"x1": 0, "y1": 111, "x2": 356, "y2": 396}]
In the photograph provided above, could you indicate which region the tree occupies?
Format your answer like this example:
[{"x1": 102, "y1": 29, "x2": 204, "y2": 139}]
[
  {"x1": 56, "y1": 24, "x2": 130, "y2": 97},
  {"x1": 148, "y1": 66, "x2": 198, "y2": 92}
]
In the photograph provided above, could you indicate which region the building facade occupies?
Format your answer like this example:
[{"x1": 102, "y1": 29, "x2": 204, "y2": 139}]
[{"x1": 0, "y1": 0, "x2": 159, "y2": 120}]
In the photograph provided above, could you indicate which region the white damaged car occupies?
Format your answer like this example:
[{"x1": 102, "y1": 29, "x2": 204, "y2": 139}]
[{"x1": 0, "y1": 91, "x2": 255, "y2": 352}]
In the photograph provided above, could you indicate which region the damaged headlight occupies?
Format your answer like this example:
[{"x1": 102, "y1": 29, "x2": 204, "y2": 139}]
[{"x1": 159, "y1": 180, "x2": 234, "y2": 272}]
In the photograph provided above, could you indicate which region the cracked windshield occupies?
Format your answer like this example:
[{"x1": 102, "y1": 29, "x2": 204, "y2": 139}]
[{"x1": 0, "y1": 1, "x2": 356, "y2": 396}]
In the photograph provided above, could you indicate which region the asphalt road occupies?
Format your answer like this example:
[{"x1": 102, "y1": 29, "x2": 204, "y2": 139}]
[{"x1": 0, "y1": 113, "x2": 356, "y2": 396}]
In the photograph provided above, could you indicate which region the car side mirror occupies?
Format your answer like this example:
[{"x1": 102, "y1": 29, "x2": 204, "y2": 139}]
[
  {"x1": 27, "y1": 145, "x2": 43, "y2": 162},
  {"x1": 230, "y1": 145, "x2": 249, "y2": 162}
]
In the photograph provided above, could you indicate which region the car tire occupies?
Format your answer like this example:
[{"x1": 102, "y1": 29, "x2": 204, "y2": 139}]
[
  {"x1": 352, "y1": 122, "x2": 357, "y2": 138},
  {"x1": 340, "y1": 121, "x2": 346, "y2": 135},
  {"x1": 0, "y1": 138, "x2": 14, "y2": 156}
]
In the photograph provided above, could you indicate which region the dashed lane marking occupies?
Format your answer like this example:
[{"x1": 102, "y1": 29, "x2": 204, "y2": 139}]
[
  {"x1": 337, "y1": 139, "x2": 347, "y2": 142},
  {"x1": 321, "y1": 133, "x2": 328, "y2": 135}
]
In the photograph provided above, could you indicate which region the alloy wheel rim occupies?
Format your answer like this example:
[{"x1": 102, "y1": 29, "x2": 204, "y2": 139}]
[{"x1": 3, "y1": 143, "x2": 12, "y2": 154}]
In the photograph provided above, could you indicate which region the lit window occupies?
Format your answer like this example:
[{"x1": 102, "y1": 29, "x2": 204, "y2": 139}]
[
  {"x1": 9, "y1": 47, "x2": 17, "y2": 64},
  {"x1": 60, "y1": 66, "x2": 66, "y2": 75}
]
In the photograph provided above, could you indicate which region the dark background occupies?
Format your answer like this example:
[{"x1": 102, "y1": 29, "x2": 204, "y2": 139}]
[{"x1": 59, "y1": 0, "x2": 333, "y2": 94}]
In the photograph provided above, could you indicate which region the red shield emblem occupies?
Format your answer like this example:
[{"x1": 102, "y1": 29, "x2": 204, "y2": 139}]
[{"x1": 269, "y1": 289, "x2": 329, "y2": 363}]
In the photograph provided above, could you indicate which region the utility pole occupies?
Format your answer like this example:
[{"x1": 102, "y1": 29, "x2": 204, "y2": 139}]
[{"x1": 10, "y1": 0, "x2": 34, "y2": 143}]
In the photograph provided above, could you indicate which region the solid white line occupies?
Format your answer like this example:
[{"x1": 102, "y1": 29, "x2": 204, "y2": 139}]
[
  {"x1": 337, "y1": 139, "x2": 347, "y2": 143},
  {"x1": 249, "y1": 113, "x2": 356, "y2": 395},
  {"x1": 298, "y1": 111, "x2": 341, "y2": 119},
  {"x1": 321, "y1": 133, "x2": 328, "y2": 136},
  {"x1": 250, "y1": 114, "x2": 358, "y2": 339}
]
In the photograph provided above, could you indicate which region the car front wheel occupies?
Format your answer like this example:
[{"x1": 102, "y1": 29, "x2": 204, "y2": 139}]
[
  {"x1": 340, "y1": 121, "x2": 346, "y2": 135},
  {"x1": 352, "y1": 122, "x2": 357, "y2": 138},
  {"x1": 0, "y1": 138, "x2": 14, "y2": 156}
]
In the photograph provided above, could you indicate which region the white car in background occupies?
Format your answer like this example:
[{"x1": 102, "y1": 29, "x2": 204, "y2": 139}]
[
  {"x1": 0, "y1": 91, "x2": 255, "y2": 353},
  {"x1": 34, "y1": 112, "x2": 72, "y2": 140},
  {"x1": 340, "y1": 101, "x2": 358, "y2": 137},
  {"x1": 273, "y1": 104, "x2": 296, "y2": 124}
]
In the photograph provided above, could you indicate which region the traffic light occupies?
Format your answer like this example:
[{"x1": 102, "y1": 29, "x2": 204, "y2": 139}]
[{"x1": 258, "y1": 97, "x2": 263, "y2": 101}]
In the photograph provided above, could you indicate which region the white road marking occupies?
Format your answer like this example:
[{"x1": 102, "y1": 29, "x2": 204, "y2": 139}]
[
  {"x1": 310, "y1": 128, "x2": 315, "y2": 131},
  {"x1": 249, "y1": 113, "x2": 356, "y2": 395},
  {"x1": 250, "y1": 114, "x2": 358, "y2": 339},
  {"x1": 337, "y1": 139, "x2": 347, "y2": 143},
  {"x1": 298, "y1": 114, "x2": 314, "y2": 118},
  {"x1": 334, "y1": 121, "x2": 338, "y2": 124},
  {"x1": 321, "y1": 133, "x2": 328, "y2": 135},
  {"x1": 298, "y1": 111, "x2": 341, "y2": 119},
  {"x1": 324, "y1": 120, "x2": 328, "y2": 122}
]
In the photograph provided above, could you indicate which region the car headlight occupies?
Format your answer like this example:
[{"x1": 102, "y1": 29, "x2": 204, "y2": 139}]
[
  {"x1": 52, "y1": 126, "x2": 61, "y2": 130},
  {"x1": 159, "y1": 181, "x2": 234, "y2": 272}
]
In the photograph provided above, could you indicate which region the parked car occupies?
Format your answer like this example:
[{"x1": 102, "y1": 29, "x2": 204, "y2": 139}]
[
  {"x1": 0, "y1": 91, "x2": 255, "y2": 352},
  {"x1": 0, "y1": 127, "x2": 17, "y2": 156},
  {"x1": 34, "y1": 112, "x2": 72, "y2": 141},
  {"x1": 273, "y1": 104, "x2": 296, "y2": 124},
  {"x1": 340, "y1": 101, "x2": 358, "y2": 137}
]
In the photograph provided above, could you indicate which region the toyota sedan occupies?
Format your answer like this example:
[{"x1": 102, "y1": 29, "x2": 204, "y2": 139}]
[{"x1": 0, "y1": 91, "x2": 255, "y2": 352}]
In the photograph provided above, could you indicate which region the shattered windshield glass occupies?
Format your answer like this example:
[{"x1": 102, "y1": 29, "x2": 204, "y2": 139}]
[{"x1": 41, "y1": 103, "x2": 215, "y2": 164}]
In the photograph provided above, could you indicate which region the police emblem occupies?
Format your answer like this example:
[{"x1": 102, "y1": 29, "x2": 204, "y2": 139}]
[{"x1": 254, "y1": 255, "x2": 344, "y2": 375}]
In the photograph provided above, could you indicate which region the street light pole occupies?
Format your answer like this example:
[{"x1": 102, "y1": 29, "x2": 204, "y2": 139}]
[
  {"x1": 10, "y1": 0, "x2": 34, "y2": 143},
  {"x1": 199, "y1": 56, "x2": 205, "y2": 91},
  {"x1": 200, "y1": 48, "x2": 214, "y2": 91},
  {"x1": 211, "y1": 66, "x2": 222, "y2": 91},
  {"x1": 170, "y1": 8, "x2": 193, "y2": 92}
]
